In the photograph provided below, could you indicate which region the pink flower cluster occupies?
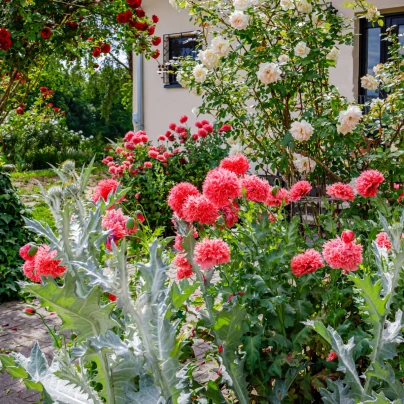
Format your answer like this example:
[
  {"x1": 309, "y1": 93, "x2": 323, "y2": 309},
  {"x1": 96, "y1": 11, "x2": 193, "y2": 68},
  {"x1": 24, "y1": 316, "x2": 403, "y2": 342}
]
[
  {"x1": 173, "y1": 254, "x2": 193, "y2": 280},
  {"x1": 102, "y1": 208, "x2": 137, "y2": 250},
  {"x1": 356, "y1": 170, "x2": 384, "y2": 198},
  {"x1": 20, "y1": 244, "x2": 66, "y2": 283},
  {"x1": 326, "y1": 182, "x2": 355, "y2": 201},
  {"x1": 375, "y1": 232, "x2": 391, "y2": 251},
  {"x1": 291, "y1": 249, "x2": 324, "y2": 277},
  {"x1": 194, "y1": 238, "x2": 231, "y2": 271}
]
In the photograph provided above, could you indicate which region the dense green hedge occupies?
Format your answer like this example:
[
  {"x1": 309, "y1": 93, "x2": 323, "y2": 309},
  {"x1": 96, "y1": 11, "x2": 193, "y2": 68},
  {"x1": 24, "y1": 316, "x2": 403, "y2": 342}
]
[{"x1": 0, "y1": 170, "x2": 30, "y2": 301}]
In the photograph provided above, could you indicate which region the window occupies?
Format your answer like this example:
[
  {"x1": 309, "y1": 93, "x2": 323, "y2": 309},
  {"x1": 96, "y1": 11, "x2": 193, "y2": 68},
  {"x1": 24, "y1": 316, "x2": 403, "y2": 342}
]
[
  {"x1": 163, "y1": 32, "x2": 200, "y2": 88},
  {"x1": 359, "y1": 12, "x2": 404, "y2": 103}
]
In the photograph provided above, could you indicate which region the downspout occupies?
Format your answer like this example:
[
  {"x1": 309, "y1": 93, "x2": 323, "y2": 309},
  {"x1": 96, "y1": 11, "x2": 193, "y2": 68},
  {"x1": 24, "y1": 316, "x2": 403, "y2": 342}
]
[{"x1": 133, "y1": 53, "x2": 144, "y2": 131}]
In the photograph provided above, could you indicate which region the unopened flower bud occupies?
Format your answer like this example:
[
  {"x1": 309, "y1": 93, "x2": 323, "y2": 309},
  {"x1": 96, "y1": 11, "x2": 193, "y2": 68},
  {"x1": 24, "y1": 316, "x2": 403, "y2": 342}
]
[
  {"x1": 126, "y1": 217, "x2": 135, "y2": 230},
  {"x1": 24, "y1": 307, "x2": 36, "y2": 316},
  {"x1": 28, "y1": 245, "x2": 38, "y2": 257}
]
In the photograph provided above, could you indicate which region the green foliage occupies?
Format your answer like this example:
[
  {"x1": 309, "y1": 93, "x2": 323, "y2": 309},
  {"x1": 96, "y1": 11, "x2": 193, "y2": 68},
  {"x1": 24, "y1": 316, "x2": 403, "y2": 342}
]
[{"x1": 0, "y1": 169, "x2": 31, "y2": 301}]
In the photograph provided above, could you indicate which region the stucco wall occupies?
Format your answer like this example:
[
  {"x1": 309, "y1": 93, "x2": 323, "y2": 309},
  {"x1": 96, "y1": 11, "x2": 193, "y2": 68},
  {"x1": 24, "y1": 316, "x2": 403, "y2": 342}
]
[{"x1": 136, "y1": 0, "x2": 404, "y2": 139}]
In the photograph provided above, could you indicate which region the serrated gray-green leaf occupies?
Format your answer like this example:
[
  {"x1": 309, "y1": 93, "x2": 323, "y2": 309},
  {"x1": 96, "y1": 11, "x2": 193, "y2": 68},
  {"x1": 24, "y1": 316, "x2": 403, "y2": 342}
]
[
  {"x1": 364, "y1": 391, "x2": 403, "y2": 404},
  {"x1": 320, "y1": 380, "x2": 355, "y2": 404},
  {"x1": 380, "y1": 310, "x2": 404, "y2": 360},
  {"x1": 243, "y1": 334, "x2": 261, "y2": 370},
  {"x1": 366, "y1": 362, "x2": 404, "y2": 400},
  {"x1": 23, "y1": 273, "x2": 118, "y2": 343}
]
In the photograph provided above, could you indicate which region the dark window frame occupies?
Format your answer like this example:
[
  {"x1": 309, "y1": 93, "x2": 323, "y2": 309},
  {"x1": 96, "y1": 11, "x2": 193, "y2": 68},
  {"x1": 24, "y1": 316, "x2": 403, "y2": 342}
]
[
  {"x1": 359, "y1": 12, "x2": 404, "y2": 104},
  {"x1": 163, "y1": 31, "x2": 200, "y2": 88}
]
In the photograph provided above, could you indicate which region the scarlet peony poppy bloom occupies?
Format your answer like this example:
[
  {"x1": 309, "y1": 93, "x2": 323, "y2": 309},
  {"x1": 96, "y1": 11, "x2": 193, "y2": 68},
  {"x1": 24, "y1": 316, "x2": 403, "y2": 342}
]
[
  {"x1": 202, "y1": 168, "x2": 242, "y2": 208},
  {"x1": 290, "y1": 249, "x2": 324, "y2": 277},
  {"x1": 92, "y1": 47, "x2": 101, "y2": 57},
  {"x1": 194, "y1": 238, "x2": 231, "y2": 271},
  {"x1": 266, "y1": 187, "x2": 290, "y2": 207},
  {"x1": 323, "y1": 232, "x2": 363, "y2": 272},
  {"x1": 375, "y1": 232, "x2": 392, "y2": 251},
  {"x1": 220, "y1": 153, "x2": 249, "y2": 176},
  {"x1": 152, "y1": 14, "x2": 159, "y2": 23},
  {"x1": 326, "y1": 352, "x2": 338, "y2": 362},
  {"x1": 102, "y1": 208, "x2": 137, "y2": 250},
  {"x1": 174, "y1": 234, "x2": 185, "y2": 251},
  {"x1": 92, "y1": 179, "x2": 122, "y2": 205},
  {"x1": 101, "y1": 43, "x2": 111, "y2": 54},
  {"x1": 182, "y1": 194, "x2": 219, "y2": 225},
  {"x1": 173, "y1": 254, "x2": 193, "y2": 280},
  {"x1": 356, "y1": 170, "x2": 384, "y2": 198},
  {"x1": 168, "y1": 182, "x2": 200, "y2": 218},
  {"x1": 40, "y1": 27, "x2": 51, "y2": 39},
  {"x1": 241, "y1": 175, "x2": 271, "y2": 203},
  {"x1": 152, "y1": 36, "x2": 161, "y2": 46},
  {"x1": 290, "y1": 181, "x2": 312, "y2": 202},
  {"x1": 220, "y1": 201, "x2": 239, "y2": 228},
  {"x1": 326, "y1": 182, "x2": 355, "y2": 201}
]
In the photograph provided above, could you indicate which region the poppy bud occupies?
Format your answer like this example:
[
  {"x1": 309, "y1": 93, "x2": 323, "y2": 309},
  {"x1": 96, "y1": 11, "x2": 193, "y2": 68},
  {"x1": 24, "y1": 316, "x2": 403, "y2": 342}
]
[
  {"x1": 28, "y1": 245, "x2": 38, "y2": 257},
  {"x1": 24, "y1": 307, "x2": 36, "y2": 316},
  {"x1": 126, "y1": 217, "x2": 135, "y2": 230}
]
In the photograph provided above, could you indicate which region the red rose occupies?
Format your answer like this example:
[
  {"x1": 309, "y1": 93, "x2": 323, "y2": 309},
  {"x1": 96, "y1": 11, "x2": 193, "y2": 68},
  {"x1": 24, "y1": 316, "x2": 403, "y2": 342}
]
[
  {"x1": 0, "y1": 28, "x2": 11, "y2": 40},
  {"x1": 67, "y1": 22, "x2": 79, "y2": 29},
  {"x1": 101, "y1": 43, "x2": 111, "y2": 54},
  {"x1": 47, "y1": 89, "x2": 53, "y2": 95},
  {"x1": 16, "y1": 107, "x2": 24, "y2": 115},
  {"x1": 40, "y1": 86, "x2": 48, "y2": 92},
  {"x1": 53, "y1": 107, "x2": 60, "y2": 112},
  {"x1": 152, "y1": 15, "x2": 159, "y2": 23},
  {"x1": 152, "y1": 36, "x2": 161, "y2": 46},
  {"x1": 93, "y1": 64, "x2": 99, "y2": 69},
  {"x1": 40, "y1": 27, "x2": 51, "y2": 39},
  {"x1": 92, "y1": 47, "x2": 101, "y2": 57},
  {"x1": 133, "y1": 21, "x2": 148, "y2": 31},
  {"x1": 0, "y1": 37, "x2": 12, "y2": 50},
  {"x1": 151, "y1": 49, "x2": 160, "y2": 59},
  {"x1": 116, "y1": 12, "x2": 128, "y2": 23},
  {"x1": 136, "y1": 9, "x2": 146, "y2": 18},
  {"x1": 148, "y1": 26, "x2": 155, "y2": 36},
  {"x1": 126, "y1": 0, "x2": 142, "y2": 8}
]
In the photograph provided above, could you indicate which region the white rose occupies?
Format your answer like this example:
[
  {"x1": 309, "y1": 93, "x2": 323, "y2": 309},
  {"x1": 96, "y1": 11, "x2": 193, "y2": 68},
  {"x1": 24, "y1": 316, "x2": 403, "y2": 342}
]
[
  {"x1": 229, "y1": 11, "x2": 250, "y2": 30},
  {"x1": 312, "y1": 13, "x2": 325, "y2": 27},
  {"x1": 193, "y1": 64, "x2": 207, "y2": 83},
  {"x1": 361, "y1": 74, "x2": 379, "y2": 91},
  {"x1": 365, "y1": 5, "x2": 380, "y2": 21},
  {"x1": 373, "y1": 63, "x2": 383, "y2": 75},
  {"x1": 251, "y1": 0, "x2": 264, "y2": 5},
  {"x1": 280, "y1": 0, "x2": 295, "y2": 10},
  {"x1": 294, "y1": 41, "x2": 311, "y2": 58},
  {"x1": 337, "y1": 105, "x2": 362, "y2": 134},
  {"x1": 198, "y1": 49, "x2": 220, "y2": 69},
  {"x1": 326, "y1": 47, "x2": 340, "y2": 63},
  {"x1": 290, "y1": 120, "x2": 314, "y2": 142},
  {"x1": 296, "y1": 0, "x2": 312, "y2": 13},
  {"x1": 278, "y1": 54, "x2": 289, "y2": 64},
  {"x1": 211, "y1": 36, "x2": 230, "y2": 57},
  {"x1": 176, "y1": 70, "x2": 190, "y2": 87},
  {"x1": 257, "y1": 62, "x2": 282, "y2": 84},
  {"x1": 192, "y1": 107, "x2": 199, "y2": 116},
  {"x1": 293, "y1": 153, "x2": 316, "y2": 174},
  {"x1": 233, "y1": 0, "x2": 251, "y2": 11}
]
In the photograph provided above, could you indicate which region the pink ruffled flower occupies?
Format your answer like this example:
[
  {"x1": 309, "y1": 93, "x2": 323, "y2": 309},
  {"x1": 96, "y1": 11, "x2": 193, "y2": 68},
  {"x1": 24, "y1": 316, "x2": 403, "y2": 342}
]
[
  {"x1": 102, "y1": 208, "x2": 137, "y2": 250},
  {"x1": 290, "y1": 181, "x2": 312, "y2": 202},
  {"x1": 266, "y1": 187, "x2": 290, "y2": 207},
  {"x1": 326, "y1": 352, "x2": 338, "y2": 362},
  {"x1": 19, "y1": 244, "x2": 33, "y2": 261},
  {"x1": 173, "y1": 254, "x2": 193, "y2": 280},
  {"x1": 219, "y1": 153, "x2": 249, "y2": 176},
  {"x1": 202, "y1": 168, "x2": 241, "y2": 208},
  {"x1": 194, "y1": 238, "x2": 231, "y2": 270},
  {"x1": 168, "y1": 182, "x2": 200, "y2": 218},
  {"x1": 174, "y1": 234, "x2": 185, "y2": 251},
  {"x1": 23, "y1": 259, "x2": 40, "y2": 283},
  {"x1": 375, "y1": 232, "x2": 392, "y2": 251},
  {"x1": 92, "y1": 179, "x2": 122, "y2": 206},
  {"x1": 323, "y1": 232, "x2": 363, "y2": 272},
  {"x1": 241, "y1": 175, "x2": 271, "y2": 203},
  {"x1": 290, "y1": 249, "x2": 324, "y2": 277},
  {"x1": 220, "y1": 201, "x2": 239, "y2": 228},
  {"x1": 326, "y1": 182, "x2": 355, "y2": 202},
  {"x1": 356, "y1": 170, "x2": 384, "y2": 198},
  {"x1": 182, "y1": 194, "x2": 219, "y2": 225}
]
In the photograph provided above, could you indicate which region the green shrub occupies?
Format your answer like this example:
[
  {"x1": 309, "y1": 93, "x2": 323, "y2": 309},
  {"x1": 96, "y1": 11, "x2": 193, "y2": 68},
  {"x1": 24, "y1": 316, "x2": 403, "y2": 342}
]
[{"x1": 0, "y1": 169, "x2": 31, "y2": 301}]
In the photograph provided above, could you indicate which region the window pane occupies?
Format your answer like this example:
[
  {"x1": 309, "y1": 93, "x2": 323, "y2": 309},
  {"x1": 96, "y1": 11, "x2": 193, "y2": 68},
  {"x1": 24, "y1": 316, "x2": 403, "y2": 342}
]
[
  {"x1": 365, "y1": 27, "x2": 381, "y2": 99},
  {"x1": 169, "y1": 37, "x2": 198, "y2": 60}
]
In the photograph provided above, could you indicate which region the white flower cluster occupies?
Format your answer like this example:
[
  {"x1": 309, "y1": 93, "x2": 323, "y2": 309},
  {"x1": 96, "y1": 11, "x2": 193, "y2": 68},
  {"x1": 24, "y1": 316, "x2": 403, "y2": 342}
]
[
  {"x1": 296, "y1": 0, "x2": 312, "y2": 13},
  {"x1": 365, "y1": 6, "x2": 380, "y2": 22},
  {"x1": 198, "y1": 49, "x2": 220, "y2": 69},
  {"x1": 290, "y1": 120, "x2": 314, "y2": 142},
  {"x1": 337, "y1": 105, "x2": 362, "y2": 135},
  {"x1": 361, "y1": 74, "x2": 379, "y2": 91},
  {"x1": 293, "y1": 152, "x2": 316, "y2": 174},
  {"x1": 257, "y1": 62, "x2": 282, "y2": 84},
  {"x1": 233, "y1": 0, "x2": 251, "y2": 11},
  {"x1": 192, "y1": 64, "x2": 208, "y2": 83}
]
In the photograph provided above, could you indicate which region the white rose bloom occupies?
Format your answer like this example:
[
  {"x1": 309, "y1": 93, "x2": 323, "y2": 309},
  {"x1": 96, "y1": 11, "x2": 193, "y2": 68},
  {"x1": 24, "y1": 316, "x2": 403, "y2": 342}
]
[
  {"x1": 176, "y1": 70, "x2": 189, "y2": 87},
  {"x1": 251, "y1": 0, "x2": 264, "y2": 5},
  {"x1": 211, "y1": 36, "x2": 230, "y2": 57},
  {"x1": 337, "y1": 105, "x2": 362, "y2": 135},
  {"x1": 293, "y1": 153, "x2": 316, "y2": 174},
  {"x1": 198, "y1": 49, "x2": 220, "y2": 69},
  {"x1": 312, "y1": 13, "x2": 325, "y2": 27},
  {"x1": 361, "y1": 74, "x2": 379, "y2": 91},
  {"x1": 192, "y1": 107, "x2": 199, "y2": 116},
  {"x1": 296, "y1": 0, "x2": 312, "y2": 13},
  {"x1": 326, "y1": 47, "x2": 340, "y2": 63},
  {"x1": 280, "y1": 0, "x2": 295, "y2": 10},
  {"x1": 365, "y1": 5, "x2": 380, "y2": 21},
  {"x1": 278, "y1": 54, "x2": 289, "y2": 64},
  {"x1": 233, "y1": 0, "x2": 251, "y2": 11},
  {"x1": 290, "y1": 120, "x2": 314, "y2": 142},
  {"x1": 229, "y1": 11, "x2": 250, "y2": 30},
  {"x1": 373, "y1": 63, "x2": 383, "y2": 75},
  {"x1": 193, "y1": 64, "x2": 208, "y2": 83},
  {"x1": 294, "y1": 41, "x2": 311, "y2": 58},
  {"x1": 257, "y1": 62, "x2": 282, "y2": 84}
]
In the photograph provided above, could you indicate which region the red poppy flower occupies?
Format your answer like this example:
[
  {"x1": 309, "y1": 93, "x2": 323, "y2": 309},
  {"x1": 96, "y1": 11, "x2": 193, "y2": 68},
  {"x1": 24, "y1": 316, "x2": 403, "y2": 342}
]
[{"x1": 40, "y1": 27, "x2": 51, "y2": 39}]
